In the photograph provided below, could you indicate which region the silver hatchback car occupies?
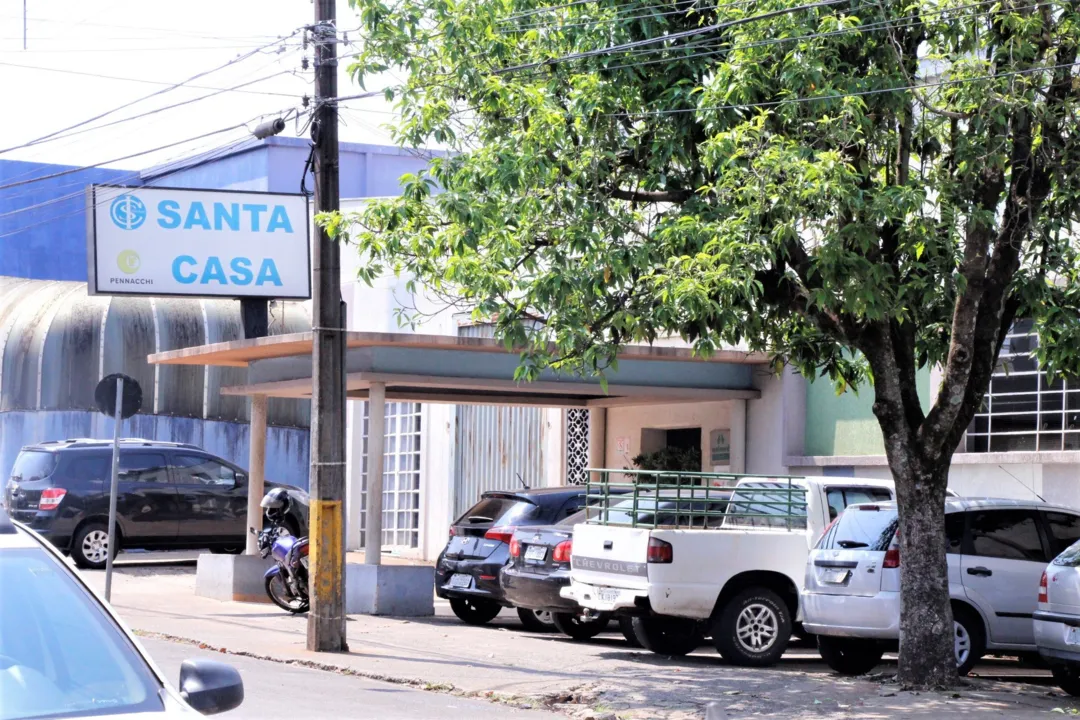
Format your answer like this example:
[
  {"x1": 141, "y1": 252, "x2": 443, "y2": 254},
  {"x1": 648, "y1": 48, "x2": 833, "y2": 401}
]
[
  {"x1": 1034, "y1": 539, "x2": 1080, "y2": 696},
  {"x1": 803, "y1": 498, "x2": 1080, "y2": 676}
]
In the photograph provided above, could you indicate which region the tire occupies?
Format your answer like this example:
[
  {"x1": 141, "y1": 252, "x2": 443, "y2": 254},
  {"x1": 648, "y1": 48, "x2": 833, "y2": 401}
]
[
  {"x1": 817, "y1": 636, "x2": 885, "y2": 675},
  {"x1": 71, "y1": 522, "x2": 118, "y2": 570},
  {"x1": 517, "y1": 607, "x2": 557, "y2": 632},
  {"x1": 953, "y1": 606, "x2": 985, "y2": 676},
  {"x1": 712, "y1": 587, "x2": 792, "y2": 667},
  {"x1": 552, "y1": 612, "x2": 611, "y2": 641},
  {"x1": 1052, "y1": 664, "x2": 1080, "y2": 697},
  {"x1": 449, "y1": 597, "x2": 502, "y2": 625},
  {"x1": 264, "y1": 574, "x2": 309, "y2": 614},
  {"x1": 619, "y1": 616, "x2": 643, "y2": 648},
  {"x1": 632, "y1": 616, "x2": 701, "y2": 657}
]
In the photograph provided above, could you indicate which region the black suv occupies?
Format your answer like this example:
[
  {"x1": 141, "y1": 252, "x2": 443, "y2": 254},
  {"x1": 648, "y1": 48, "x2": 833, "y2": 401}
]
[
  {"x1": 3, "y1": 439, "x2": 308, "y2": 569},
  {"x1": 436, "y1": 486, "x2": 595, "y2": 626}
]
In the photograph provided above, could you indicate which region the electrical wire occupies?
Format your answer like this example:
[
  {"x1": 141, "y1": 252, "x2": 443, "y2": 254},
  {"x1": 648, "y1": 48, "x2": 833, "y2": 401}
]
[
  {"x1": 604, "y1": 59, "x2": 1080, "y2": 117},
  {"x1": 493, "y1": 0, "x2": 847, "y2": 73},
  {"x1": 0, "y1": 42, "x2": 304, "y2": 53},
  {"x1": 502, "y1": 0, "x2": 717, "y2": 31},
  {"x1": 6, "y1": 14, "x2": 290, "y2": 41},
  {"x1": 0, "y1": 136, "x2": 264, "y2": 239},
  {"x1": 0, "y1": 30, "x2": 300, "y2": 156},
  {"x1": 0, "y1": 123, "x2": 261, "y2": 192},
  {"x1": 0, "y1": 60, "x2": 303, "y2": 97}
]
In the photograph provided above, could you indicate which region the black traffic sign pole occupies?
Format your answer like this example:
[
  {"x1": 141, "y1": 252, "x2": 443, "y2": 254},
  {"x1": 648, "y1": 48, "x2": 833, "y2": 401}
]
[{"x1": 94, "y1": 373, "x2": 142, "y2": 602}]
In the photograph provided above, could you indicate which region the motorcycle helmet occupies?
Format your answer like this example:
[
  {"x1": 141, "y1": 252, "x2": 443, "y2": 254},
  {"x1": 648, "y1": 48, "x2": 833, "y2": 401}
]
[{"x1": 260, "y1": 487, "x2": 292, "y2": 524}]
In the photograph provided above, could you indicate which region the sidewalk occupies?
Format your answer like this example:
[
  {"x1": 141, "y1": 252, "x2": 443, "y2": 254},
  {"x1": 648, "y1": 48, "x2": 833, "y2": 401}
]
[{"x1": 84, "y1": 562, "x2": 1080, "y2": 719}]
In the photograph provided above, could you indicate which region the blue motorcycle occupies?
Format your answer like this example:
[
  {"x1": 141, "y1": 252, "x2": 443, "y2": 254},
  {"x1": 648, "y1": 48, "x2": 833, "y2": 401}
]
[{"x1": 256, "y1": 488, "x2": 310, "y2": 614}]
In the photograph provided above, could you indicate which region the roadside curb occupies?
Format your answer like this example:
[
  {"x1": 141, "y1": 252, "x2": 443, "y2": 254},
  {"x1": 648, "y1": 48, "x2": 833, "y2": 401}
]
[{"x1": 134, "y1": 629, "x2": 604, "y2": 716}]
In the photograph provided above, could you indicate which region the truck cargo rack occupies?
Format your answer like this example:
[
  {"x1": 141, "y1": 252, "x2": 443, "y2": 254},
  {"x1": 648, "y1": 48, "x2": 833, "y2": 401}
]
[{"x1": 583, "y1": 469, "x2": 809, "y2": 530}]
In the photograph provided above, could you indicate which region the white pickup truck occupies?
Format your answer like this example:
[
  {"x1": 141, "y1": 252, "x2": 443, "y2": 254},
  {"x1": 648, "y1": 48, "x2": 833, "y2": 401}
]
[{"x1": 562, "y1": 473, "x2": 897, "y2": 665}]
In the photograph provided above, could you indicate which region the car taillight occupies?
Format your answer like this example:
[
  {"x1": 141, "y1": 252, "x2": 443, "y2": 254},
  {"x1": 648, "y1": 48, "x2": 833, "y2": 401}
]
[
  {"x1": 449, "y1": 526, "x2": 457, "y2": 538},
  {"x1": 883, "y1": 547, "x2": 900, "y2": 568},
  {"x1": 510, "y1": 538, "x2": 521, "y2": 557},
  {"x1": 553, "y1": 539, "x2": 572, "y2": 564},
  {"x1": 484, "y1": 527, "x2": 515, "y2": 545},
  {"x1": 1039, "y1": 571, "x2": 1049, "y2": 604},
  {"x1": 39, "y1": 488, "x2": 66, "y2": 511},
  {"x1": 647, "y1": 537, "x2": 673, "y2": 564},
  {"x1": 299, "y1": 543, "x2": 309, "y2": 557}
]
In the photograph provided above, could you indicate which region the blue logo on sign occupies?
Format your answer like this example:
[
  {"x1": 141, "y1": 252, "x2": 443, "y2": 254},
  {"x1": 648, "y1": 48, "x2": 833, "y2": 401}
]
[{"x1": 110, "y1": 194, "x2": 147, "y2": 230}]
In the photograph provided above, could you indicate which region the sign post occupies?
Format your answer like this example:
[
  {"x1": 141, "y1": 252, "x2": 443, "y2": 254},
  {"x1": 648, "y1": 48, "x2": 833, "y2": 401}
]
[{"x1": 94, "y1": 373, "x2": 142, "y2": 602}]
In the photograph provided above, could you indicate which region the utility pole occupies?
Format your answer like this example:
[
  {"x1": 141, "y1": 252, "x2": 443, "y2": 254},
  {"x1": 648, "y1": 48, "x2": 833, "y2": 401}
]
[{"x1": 307, "y1": 0, "x2": 347, "y2": 652}]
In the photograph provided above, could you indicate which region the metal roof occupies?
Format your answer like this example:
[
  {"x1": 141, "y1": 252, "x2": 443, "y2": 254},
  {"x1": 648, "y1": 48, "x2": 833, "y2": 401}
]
[{"x1": 148, "y1": 331, "x2": 769, "y2": 408}]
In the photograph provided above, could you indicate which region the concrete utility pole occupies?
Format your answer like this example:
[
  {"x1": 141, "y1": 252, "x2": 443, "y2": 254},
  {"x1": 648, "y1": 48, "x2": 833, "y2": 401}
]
[{"x1": 308, "y1": 0, "x2": 348, "y2": 652}]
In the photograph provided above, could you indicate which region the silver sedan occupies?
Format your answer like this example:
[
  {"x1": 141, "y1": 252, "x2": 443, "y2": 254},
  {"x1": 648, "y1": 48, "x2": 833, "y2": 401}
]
[{"x1": 1034, "y1": 540, "x2": 1080, "y2": 696}]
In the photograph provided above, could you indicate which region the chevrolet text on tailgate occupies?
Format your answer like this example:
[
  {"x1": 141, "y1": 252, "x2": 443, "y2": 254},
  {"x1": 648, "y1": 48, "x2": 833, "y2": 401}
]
[{"x1": 562, "y1": 470, "x2": 895, "y2": 665}]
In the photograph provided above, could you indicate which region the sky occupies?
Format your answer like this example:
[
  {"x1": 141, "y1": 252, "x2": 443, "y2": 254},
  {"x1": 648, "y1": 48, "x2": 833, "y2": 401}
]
[{"x1": 0, "y1": 0, "x2": 401, "y2": 170}]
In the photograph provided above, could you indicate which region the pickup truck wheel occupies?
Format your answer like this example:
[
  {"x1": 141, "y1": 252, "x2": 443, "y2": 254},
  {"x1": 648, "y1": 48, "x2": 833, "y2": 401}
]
[
  {"x1": 619, "y1": 616, "x2": 643, "y2": 648},
  {"x1": 817, "y1": 636, "x2": 884, "y2": 675},
  {"x1": 713, "y1": 587, "x2": 792, "y2": 667},
  {"x1": 449, "y1": 597, "x2": 502, "y2": 625},
  {"x1": 632, "y1": 616, "x2": 701, "y2": 657},
  {"x1": 552, "y1": 612, "x2": 611, "y2": 641}
]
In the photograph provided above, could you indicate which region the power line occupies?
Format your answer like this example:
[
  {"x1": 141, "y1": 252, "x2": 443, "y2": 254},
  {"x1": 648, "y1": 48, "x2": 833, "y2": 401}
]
[
  {"x1": 502, "y1": 0, "x2": 721, "y2": 31},
  {"x1": 1, "y1": 69, "x2": 297, "y2": 155},
  {"x1": 0, "y1": 60, "x2": 302, "y2": 97},
  {"x1": 0, "y1": 136, "x2": 263, "y2": 239},
  {"x1": 582, "y1": 0, "x2": 1016, "y2": 75},
  {"x1": 0, "y1": 42, "x2": 302, "y2": 53},
  {"x1": 0, "y1": 123, "x2": 260, "y2": 192},
  {"x1": 605, "y1": 60, "x2": 1080, "y2": 117},
  {"x1": 0, "y1": 31, "x2": 299, "y2": 157},
  {"x1": 494, "y1": 0, "x2": 846, "y2": 73},
  {"x1": 5, "y1": 13, "x2": 289, "y2": 41}
]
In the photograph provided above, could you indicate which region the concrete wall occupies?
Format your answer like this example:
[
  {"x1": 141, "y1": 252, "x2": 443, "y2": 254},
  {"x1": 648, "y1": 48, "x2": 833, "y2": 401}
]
[
  {"x1": 0, "y1": 409, "x2": 310, "y2": 489},
  {"x1": 605, "y1": 401, "x2": 734, "y2": 471},
  {"x1": 804, "y1": 366, "x2": 932, "y2": 456}
]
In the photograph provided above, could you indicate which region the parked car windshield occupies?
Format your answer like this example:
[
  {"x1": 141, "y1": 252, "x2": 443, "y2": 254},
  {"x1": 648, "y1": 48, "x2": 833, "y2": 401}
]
[
  {"x1": 817, "y1": 505, "x2": 898, "y2": 551},
  {"x1": 1053, "y1": 539, "x2": 1080, "y2": 567},
  {"x1": 456, "y1": 496, "x2": 543, "y2": 526},
  {"x1": 725, "y1": 481, "x2": 808, "y2": 529},
  {"x1": 591, "y1": 496, "x2": 730, "y2": 528},
  {"x1": 0, "y1": 547, "x2": 164, "y2": 719},
  {"x1": 9, "y1": 451, "x2": 57, "y2": 483}
]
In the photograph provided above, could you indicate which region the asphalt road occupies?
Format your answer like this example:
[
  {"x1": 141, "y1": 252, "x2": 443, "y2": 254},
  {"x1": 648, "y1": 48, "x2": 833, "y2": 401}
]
[{"x1": 141, "y1": 637, "x2": 561, "y2": 720}]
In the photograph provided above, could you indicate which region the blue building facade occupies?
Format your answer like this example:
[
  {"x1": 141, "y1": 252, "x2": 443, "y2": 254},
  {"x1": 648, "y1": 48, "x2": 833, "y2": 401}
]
[{"x1": 0, "y1": 138, "x2": 431, "y2": 487}]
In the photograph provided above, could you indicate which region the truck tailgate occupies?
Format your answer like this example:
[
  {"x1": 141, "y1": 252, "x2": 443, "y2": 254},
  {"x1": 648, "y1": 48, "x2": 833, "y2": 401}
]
[{"x1": 570, "y1": 523, "x2": 651, "y2": 590}]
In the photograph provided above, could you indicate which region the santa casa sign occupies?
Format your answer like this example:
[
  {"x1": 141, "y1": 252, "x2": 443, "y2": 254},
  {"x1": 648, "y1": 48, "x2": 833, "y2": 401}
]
[{"x1": 88, "y1": 185, "x2": 311, "y2": 299}]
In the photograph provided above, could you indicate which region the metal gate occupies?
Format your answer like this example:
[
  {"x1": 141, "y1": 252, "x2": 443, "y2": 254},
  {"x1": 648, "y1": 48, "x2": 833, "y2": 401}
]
[{"x1": 452, "y1": 323, "x2": 547, "y2": 518}]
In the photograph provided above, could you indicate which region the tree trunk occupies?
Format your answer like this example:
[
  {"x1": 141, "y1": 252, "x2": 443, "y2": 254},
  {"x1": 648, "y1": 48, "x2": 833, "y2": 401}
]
[{"x1": 886, "y1": 439, "x2": 957, "y2": 688}]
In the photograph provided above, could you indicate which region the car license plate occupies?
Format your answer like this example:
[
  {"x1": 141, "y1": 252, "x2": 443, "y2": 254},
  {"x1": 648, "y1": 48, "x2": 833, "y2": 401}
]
[
  {"x1": 525, "y1": 545, "x2": 547, "y2": 562},
  {"x1": 597, "y1": 587, "x2": 620, "y2": 604},
  {"x1": 822, "y1": 569, "x2": 850, "y2": 584},
  {"x1": 1067, "y1": 627, "x2": 1080, "y2": 647},
  {"x1": 449, "y1": 573, "x2": 473, "y2": 589}
]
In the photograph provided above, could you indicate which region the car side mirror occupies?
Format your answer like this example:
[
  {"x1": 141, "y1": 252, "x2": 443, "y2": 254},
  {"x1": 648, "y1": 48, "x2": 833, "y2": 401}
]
[{"x1": 179, "y1": 659, "x2": 244, "y2": 715}]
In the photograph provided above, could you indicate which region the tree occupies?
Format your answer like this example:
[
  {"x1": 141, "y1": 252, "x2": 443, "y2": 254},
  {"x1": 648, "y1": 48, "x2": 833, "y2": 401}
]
[
  {"x1": 630, "y1": 446, "x2": 703, "y2": 472},
  {"x1": 329, "y1": 0, "x2": 1080, "y2": 687}
]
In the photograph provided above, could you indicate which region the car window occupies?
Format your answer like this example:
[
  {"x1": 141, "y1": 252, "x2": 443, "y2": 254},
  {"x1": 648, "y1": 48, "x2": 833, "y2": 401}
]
[
  {"x1": 9, "y1": 451, "x2": 57, "y2": 482},
  {"x1": 118, "y1": 453, "x2": 169, "y2": 484},
  {"x1": 1053, "y1": 539, "x2": 1080, "y2": 567},
  {"x1": 172, "y1": 455, "x2": 237, "y2": 488},
  {"x1": 968, "y1": 510, "x2": 1046, "y2": 562},
  {"x1": 62, "y1": 455, "x2": 110, "y2": 485},
  {"x1": 826, "y1": 487, "x2": 893, "y2": 520},
  {"x1": 455, "y1": 497, "x2": 541, "y2": 527},
  {"x1": 1045, "y1": 512, "x2": 1080, "y2": 557},
  {"x1": 817, "y1": 506, "x2": 897, "y2": 551},
  {"x1": 0, "y1": 547, "x2": 164, "y2": 719},
  {"x1": 725, "y1": 481, "x2": 808, "y2": 529},
  {"x1": 946, "y1": 512, "x2": 966, "y2": 553}
]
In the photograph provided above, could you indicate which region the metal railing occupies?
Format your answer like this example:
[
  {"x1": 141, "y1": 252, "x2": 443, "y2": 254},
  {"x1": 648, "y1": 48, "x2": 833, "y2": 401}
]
[{"x1": 583, "y1": 468, "x2": 809, "y2": 530}]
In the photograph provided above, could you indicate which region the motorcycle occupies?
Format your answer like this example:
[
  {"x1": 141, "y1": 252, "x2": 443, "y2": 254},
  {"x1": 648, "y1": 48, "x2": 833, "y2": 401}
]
[{"x1": 253, "y1": 522, "x2": 310, "y2": 614}]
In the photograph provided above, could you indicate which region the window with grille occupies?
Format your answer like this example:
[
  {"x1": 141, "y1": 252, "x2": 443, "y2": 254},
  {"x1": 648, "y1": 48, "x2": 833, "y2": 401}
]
[
  {"x1": 966, "y1": 320, "x2": 1080, "y2": 453},
  {"x1": 566, "y1": 408, "x2": 590, "y2": 484},
  {"x1": 359, "y1": 401, "x2": 422, "y2": 549}
]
